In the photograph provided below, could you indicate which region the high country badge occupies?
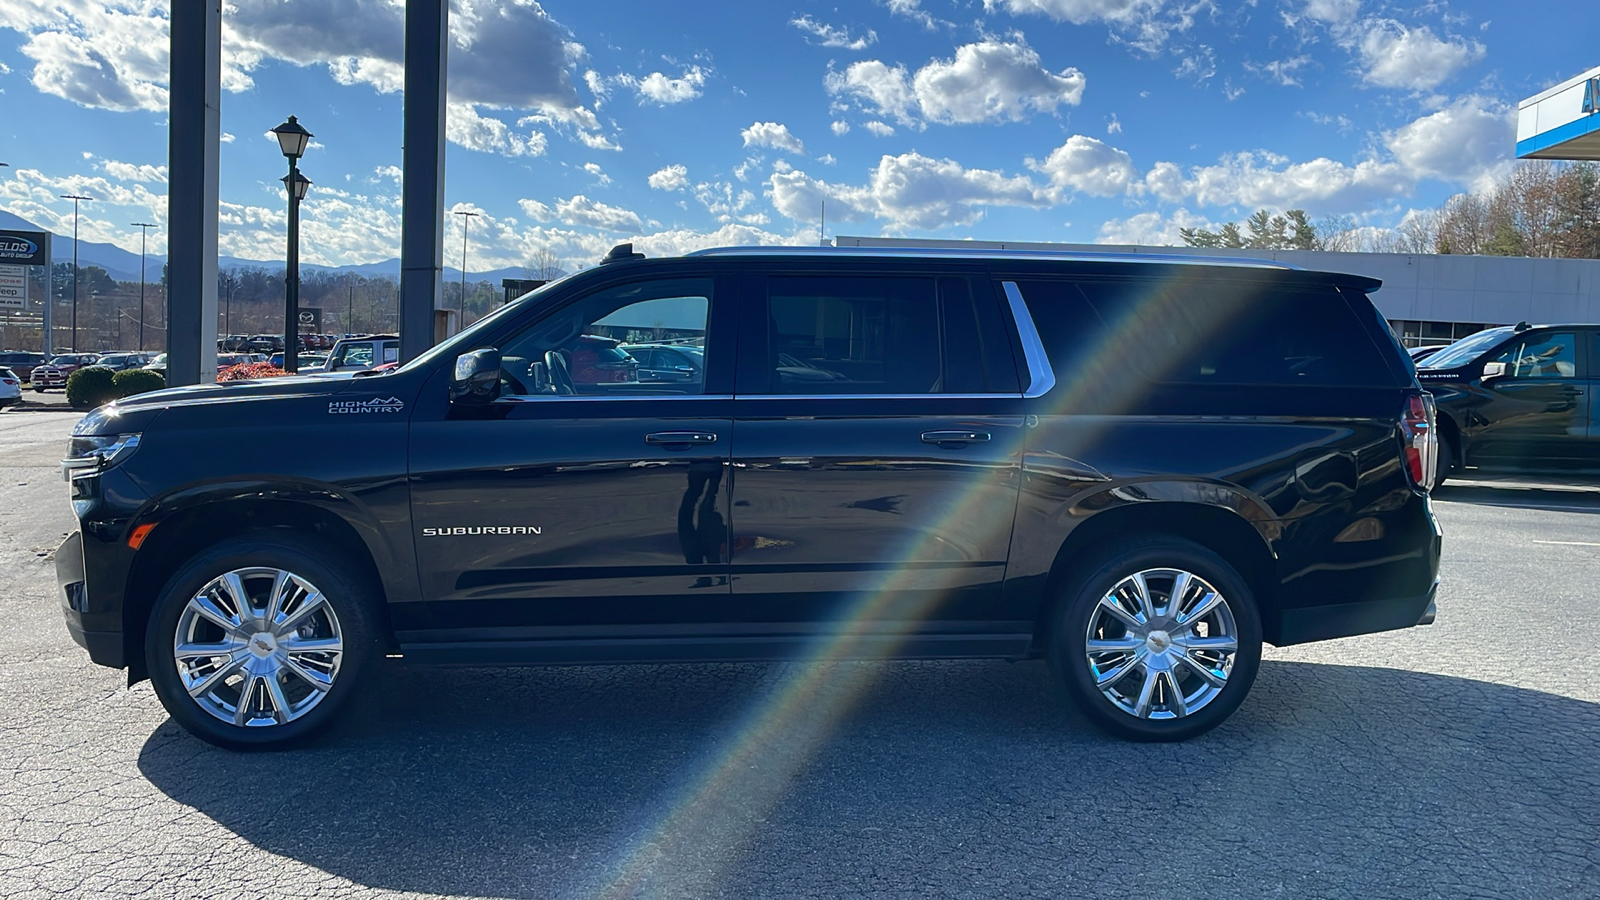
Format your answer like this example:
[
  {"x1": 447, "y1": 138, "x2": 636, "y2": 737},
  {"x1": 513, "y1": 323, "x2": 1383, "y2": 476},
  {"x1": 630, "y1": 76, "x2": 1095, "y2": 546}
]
[{"x1": 329, "y1": 397, "x2": 405, "y2": 414}]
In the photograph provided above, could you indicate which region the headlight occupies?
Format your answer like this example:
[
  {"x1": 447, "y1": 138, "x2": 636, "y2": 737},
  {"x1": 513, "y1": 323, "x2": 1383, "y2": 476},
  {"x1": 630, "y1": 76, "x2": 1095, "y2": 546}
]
[{"x1": 61, "y1": 433, "x2": 141, "y2": 482}]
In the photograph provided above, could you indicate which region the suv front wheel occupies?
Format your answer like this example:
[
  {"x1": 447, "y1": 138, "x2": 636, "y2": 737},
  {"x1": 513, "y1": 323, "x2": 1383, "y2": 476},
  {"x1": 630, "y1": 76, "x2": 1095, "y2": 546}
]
[
  {"x1": 1049, "y1": 538, "x2": 1263, "y2": 742},
  {"x1": 145, "y1": 533, "x2": 377, "y2": 750}
]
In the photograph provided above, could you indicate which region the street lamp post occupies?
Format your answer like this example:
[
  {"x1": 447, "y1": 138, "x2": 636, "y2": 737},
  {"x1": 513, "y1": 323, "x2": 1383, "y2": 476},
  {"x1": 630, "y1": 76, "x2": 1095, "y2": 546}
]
[
  {"x1": 271, "y1": 115, "x2": 313, "y2": 373},
  {"x1": 131, "y1": 222, "x2": 156, "y2": 351},
  {"x1": 454, "y1": 209, "x2": 479, "y2": 323},
  {"x1": 60, "y1": 194, "x2": 92, "y2": 351}
]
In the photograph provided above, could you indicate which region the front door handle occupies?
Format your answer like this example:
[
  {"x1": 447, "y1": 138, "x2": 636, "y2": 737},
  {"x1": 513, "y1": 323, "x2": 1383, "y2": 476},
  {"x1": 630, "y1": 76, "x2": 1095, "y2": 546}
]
[
  {"x1": 921, "y1": 430, "x2": 992, "y2": 445},
  {"x1": 1558, "y1": 386, "x2": 1585, "y2": 396},
  {"x1": 645, "y1": 431, "x2": 718, "y2": 446}
]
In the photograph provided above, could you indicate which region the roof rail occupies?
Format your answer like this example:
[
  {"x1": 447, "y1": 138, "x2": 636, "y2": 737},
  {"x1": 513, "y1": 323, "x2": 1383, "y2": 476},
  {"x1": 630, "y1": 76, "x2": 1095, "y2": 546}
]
[{"x1": 684, "y1": 245, "x2": 1301, "y2": 270}]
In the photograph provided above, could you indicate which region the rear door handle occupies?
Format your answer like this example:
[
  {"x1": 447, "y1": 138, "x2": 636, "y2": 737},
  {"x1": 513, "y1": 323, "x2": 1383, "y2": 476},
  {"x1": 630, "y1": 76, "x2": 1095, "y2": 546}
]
[
  {"x1": 1558, "y1": 386, "x2": 1585, "y2": 396},
  {"x1": 645, "y1": 431, "x2": 718, "y2": 446},
  {"x1": 921, "y1": 430, "x2": 992, "y2": 445}
]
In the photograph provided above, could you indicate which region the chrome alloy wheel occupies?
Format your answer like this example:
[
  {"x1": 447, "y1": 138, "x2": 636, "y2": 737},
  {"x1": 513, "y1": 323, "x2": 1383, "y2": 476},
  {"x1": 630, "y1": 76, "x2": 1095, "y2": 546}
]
[
  {"x1": 174, "y1": 567, "x2": 344, "y2": 727},
  {"x1": 1084, "y1": 568, "x2": 1238, "y2": 720}
]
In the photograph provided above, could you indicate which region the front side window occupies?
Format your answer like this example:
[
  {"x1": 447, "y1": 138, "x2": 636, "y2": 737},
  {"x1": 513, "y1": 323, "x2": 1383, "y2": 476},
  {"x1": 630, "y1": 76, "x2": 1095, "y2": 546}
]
[
  {"x1": 1494, "y1": 332, "x2": 1577, "y2": 379},
  {"x1": 764, "y1": 276, "x2": 941, "y2": 394},
  {"x1": 497, "y1": 278, "x2": 712, "y2": 397}
]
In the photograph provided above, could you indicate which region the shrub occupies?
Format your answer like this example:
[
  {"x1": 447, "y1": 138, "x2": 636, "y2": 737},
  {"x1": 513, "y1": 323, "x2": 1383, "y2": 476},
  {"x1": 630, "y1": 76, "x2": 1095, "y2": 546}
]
[
  {"x1": 111, "y1": 368, "x2": 165, "y2": 397},
  {"x1": 218, "y1": 362, "x2": 289, "y2": 382},
  {"x1": 66, "y1": 366, "x2": 118, "y2": 410}
]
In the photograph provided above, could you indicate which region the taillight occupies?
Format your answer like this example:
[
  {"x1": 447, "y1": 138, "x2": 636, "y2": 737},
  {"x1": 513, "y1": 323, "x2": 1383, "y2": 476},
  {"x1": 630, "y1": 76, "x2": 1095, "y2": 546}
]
[{"x1": 1401, "y1": 393, "x2": 1438, "y2": 490}]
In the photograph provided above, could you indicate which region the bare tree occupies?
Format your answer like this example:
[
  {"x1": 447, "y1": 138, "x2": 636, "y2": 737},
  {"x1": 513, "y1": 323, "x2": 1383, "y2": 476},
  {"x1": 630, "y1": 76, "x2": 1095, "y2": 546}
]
[{"x1": 527, "y1": 246, "x2": 564, "y2": 281}]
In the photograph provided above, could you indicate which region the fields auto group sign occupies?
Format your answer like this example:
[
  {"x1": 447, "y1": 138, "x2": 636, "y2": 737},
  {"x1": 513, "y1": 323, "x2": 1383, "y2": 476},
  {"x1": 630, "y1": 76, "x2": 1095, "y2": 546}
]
[
  {"x1": 0, "y1": 230, "x2": 47, "y2": 308},
  {"x1": 0, "y1": 230, "x2": 48, "y2": 266}
]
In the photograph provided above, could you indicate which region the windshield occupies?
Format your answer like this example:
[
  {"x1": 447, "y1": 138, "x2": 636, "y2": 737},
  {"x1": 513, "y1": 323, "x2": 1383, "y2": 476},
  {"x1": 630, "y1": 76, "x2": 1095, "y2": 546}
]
[{"x1": 1419, "y1": 328, "x2": 1513, "y2": 369}]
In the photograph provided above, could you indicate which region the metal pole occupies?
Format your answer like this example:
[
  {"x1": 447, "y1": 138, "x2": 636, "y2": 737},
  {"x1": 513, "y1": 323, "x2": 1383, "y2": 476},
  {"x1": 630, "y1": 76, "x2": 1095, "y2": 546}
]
[
  {"x1": 399, "y1": 0, "x2": 449, "y2": 362},
  {"x1": 132, "y1": 222, "x2": 156, "y2": 351},
  {"x1": 58, "y1": 196, "x2": 91, "y2": 350},
  {"x1": 284, "y1": 158, "x2": 301, "y2": 373},
  {"x1": 347, "y1": 284, "x2": 353, "y2": 333},
  {"x1": 41, "y1": 234, "x2": 51, "y2": 354},
  {"x1": 166, "y1": 0, "x2": 221, "y2": 387}
]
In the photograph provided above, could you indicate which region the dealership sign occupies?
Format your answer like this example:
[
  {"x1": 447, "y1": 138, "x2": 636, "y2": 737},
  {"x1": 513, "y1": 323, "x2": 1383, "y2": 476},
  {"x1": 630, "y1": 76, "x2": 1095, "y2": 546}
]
[
  {"x1": 0, "y1": 230, "x2": 48, "y2": 266},
  {"x1": 0, "y1": 265, "x2": 25, "y2": 308}
]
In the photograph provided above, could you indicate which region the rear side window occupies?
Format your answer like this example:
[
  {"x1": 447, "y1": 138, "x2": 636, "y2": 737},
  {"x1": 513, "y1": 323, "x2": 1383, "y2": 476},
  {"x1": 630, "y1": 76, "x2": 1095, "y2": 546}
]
[
  {"x1": 764, "y1": 276, "x2": 940, "y2": 394},
  {"x1": 1014, "y1": 277, "x2": 1394, "y2": 389}
]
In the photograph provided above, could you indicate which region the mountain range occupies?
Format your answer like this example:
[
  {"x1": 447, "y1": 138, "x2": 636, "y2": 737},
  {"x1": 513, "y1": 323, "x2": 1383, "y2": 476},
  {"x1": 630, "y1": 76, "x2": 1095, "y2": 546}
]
[{"x1": 0, "y1": 210, "x2": 554, "y2": 285}]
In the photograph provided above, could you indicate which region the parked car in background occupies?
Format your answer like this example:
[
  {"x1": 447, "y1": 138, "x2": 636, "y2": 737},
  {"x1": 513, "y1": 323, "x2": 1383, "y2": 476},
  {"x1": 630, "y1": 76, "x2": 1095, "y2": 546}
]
[
  {"x1": 93, "y1": 353, "x2": 153, "y2": 372},
  {"x1": 57, "y1": 244, "x2": 1440, "y2": 749},
  {"x1": 142, "y1": 354, "x2": 167, "y2": 378},
  {"x1": 0, "y1": 351, "x2": 48, "y2": 382},
  {"x1": 563, "y1": 334, "x2": 638, "y2": 385},
  {"x1": 1418, "y1": 322, "x2": 1599, "y2": 483},
  {"x1": 247, "y1": 335, "x2": 285, "y2": 354},
  {"x1": 301, "y1": 335, "x2": 399, "y2": 373},
  {"x1": 621, "y1": 343, "x2": 704, "y2": 384},
  {"x1": 0, "y1": 366, "x2": 21, "y2": 409},
  {"x1": 1407, "y1": 345, "x2": 1451, "y2": 364},
  {"x1": 269, "y1": 352, "x2": 328, "y2": 369},
  {"x1": 216, "y1": 353, "x2": 267, "y2": 374},
  {"x1": 219, "y1": 335, "x2": 253, "y2": 352},
  {"x1": 29, "y1": 354, "x2": 100, "y2": 391}
]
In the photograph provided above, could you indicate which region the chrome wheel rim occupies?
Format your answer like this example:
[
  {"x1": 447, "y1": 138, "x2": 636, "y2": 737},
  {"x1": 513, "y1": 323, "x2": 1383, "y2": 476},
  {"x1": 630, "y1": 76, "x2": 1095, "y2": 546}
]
[
  {"x1": 174, "y1": 567, "x2": 343, "y2": 728},
  {"x1": 1084, "y1": 568, "x2": 1238, "y2": 720}
]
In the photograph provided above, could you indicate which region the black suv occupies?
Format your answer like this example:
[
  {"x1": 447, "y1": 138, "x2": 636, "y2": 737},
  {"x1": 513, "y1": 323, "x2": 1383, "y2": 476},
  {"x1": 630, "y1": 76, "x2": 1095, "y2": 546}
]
[
  {"x1": 57, "y1": 246, "x2": 1441, "y2": 748},
  {"x1": 1417, "y1": 323, "x2": 1599, "y2": 480}
]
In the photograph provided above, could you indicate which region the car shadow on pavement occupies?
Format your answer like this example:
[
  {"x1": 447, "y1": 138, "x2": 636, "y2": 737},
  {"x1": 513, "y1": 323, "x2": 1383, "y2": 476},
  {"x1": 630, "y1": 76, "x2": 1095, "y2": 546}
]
[
  {"x1": 1432, "y1": 482, "x2": 1600, "y2": 514},
  {"x1": 137, "y1": 659, "x2": 1600, "y2": 898}
]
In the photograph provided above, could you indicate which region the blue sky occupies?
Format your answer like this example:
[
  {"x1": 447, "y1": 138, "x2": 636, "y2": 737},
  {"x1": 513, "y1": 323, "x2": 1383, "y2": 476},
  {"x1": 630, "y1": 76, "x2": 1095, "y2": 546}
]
[{"x1": 0, "y1": 0, "x2": 1593, "y2": 273}]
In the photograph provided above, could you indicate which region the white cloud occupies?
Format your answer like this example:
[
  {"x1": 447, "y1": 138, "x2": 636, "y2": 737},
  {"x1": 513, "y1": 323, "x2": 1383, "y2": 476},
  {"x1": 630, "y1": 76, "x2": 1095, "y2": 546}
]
[
  {"x1": 1028, "y1": 135, "x2": 1138, "y2": 198},
  {"x1": 0, "y1": 0, "x2": 623, "y2": 152},
  {"x1": 983, "y1": 0, "x2": 1164, "y2": 26},
  {"x1": 831, "y1": 120, "x2": 851, "y2": 136},
  {"x1": 790, "y1": 16, "x2": 876, "y2": 50},
  {"x1": 1096, "y1": 208, "x2": 1219, "y2": 246},
  {"x1": 882, "y1": 0, "x2": 946, "y2": 29},
  {"x1": 827, "y1": 40, "x2": 1085, "y2": 127},
  {"x1": 582, "y1": 162, "x2": 612, "y2": 185},
  {"x1": 1302, "y1": 0, "x2": 1360, "y2": 26},
  {"x1": 100, "y1": 159, "x2": 166, "y2": 184},
  {"x1": 1382, "y1": 94, "x2": 1513, "y2": 187},
  {"x1": 648, "y1": 164, "x2": 689, "y2": 191},
  {"x1": 219, "y1": 132, "x2": 236, "y2": 143},
  {"x1": 372, "y1": 165, "x2": 403, "y2": 184},
  {"x1": 1250, "y1": 55, "x2": 1312, "y2": 87},
  {"x1": 864, "y1": 121, "x2": 896, "y2": 137},
  {"x1": 447, "y1": 102, "x2": 548, "y2": 157},
  {"x1": 770, "y1": 152, "x2": 1047, "y2": 231},
  {"x1": 554, "y1": 194, "x2": 643, "y2": 232},
  {"x1": 742, "y1": 122, "x2": 807, "y2": 154},
  {"x1": 518, "y1": 198, "x2": 553, "y2": 220},
  {"x1": 595, "y1": 65, "x2": 708, "y2": 105},
  {"x1": 1355, "y1": 20, "x2": 1484, "y2": 91},
  {"x1": 1107, "y1": 114, "x2": 1122, "y2": 134}
]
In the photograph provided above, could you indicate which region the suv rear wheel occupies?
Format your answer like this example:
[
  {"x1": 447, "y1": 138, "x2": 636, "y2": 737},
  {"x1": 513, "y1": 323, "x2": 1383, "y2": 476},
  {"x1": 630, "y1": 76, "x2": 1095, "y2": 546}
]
[
  {"x1": 1049, "y1": 538, "x2": 1262, "y2": 742},
  {"x1": 145, "y1": 533, "x2": 377, "y2": 750}
]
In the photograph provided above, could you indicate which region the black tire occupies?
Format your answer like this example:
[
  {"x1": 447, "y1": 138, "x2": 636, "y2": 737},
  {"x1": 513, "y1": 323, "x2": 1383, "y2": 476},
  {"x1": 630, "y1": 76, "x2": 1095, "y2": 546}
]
[
  {"x1": 1435, "y1": 431, "x2": 1456, "y2": 489},
  {"x1": 1047, "y1": 537, "x2": 1263, "y2": 742},
  {"x1": 145, "y1": 532, "x2": 378, "y2": 750},
  {"x1": 32, "y1": 386, "x2": 44, "y2": 393}
]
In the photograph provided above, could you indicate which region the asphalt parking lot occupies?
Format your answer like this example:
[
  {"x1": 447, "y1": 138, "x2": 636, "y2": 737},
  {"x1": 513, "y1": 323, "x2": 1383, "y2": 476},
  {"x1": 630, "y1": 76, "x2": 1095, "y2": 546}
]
[{"x1": 2, "y1": 411, "x2": 1598, "y2": 899}]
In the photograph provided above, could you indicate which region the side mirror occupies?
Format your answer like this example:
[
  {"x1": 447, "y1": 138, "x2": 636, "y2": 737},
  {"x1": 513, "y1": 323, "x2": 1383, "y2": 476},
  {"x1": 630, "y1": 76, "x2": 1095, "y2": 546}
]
[
  {"x1": 1481, "y1": 361, "x2": 1506, "y2": 381},
  {"x1": 450, "y1": 348, "x2": 502, "y2": 405}
]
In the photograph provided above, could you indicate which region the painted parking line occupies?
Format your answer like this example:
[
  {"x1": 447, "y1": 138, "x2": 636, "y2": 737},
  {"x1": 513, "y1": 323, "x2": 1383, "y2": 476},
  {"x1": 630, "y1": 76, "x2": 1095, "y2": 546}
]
[{"x1": 1532, "y1": 540, "x2": 1600, "y2": 547}]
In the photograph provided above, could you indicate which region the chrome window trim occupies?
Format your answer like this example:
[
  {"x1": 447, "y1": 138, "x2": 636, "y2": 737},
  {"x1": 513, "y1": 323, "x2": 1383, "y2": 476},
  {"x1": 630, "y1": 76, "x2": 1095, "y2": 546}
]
[
  {"x1": 684, "y1": 245, "x2": 1300, "y2": 270},
  {"x1": 494, "y1": 393, "x2": 731, "y2": 403},
  {"x1": 1001, "y1": 281, "x2": 1057, "y2": 399},
  {"x1": 733, "y1": 393, "x2": 1018, "y2": 401}
]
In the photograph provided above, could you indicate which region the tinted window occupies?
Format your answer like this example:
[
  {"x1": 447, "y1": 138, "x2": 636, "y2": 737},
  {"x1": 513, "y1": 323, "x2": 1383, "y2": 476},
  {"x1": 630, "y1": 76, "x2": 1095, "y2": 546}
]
[
  {"x1": 1494, "y1": 332, "x2": 1577, "y2": 379},
  {"x1": 1015, "y1": 277, "x2": 1393, "y2": 389},
  {"x1": 765, "y1": 276, "x2": 940, "y2": 394}
]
